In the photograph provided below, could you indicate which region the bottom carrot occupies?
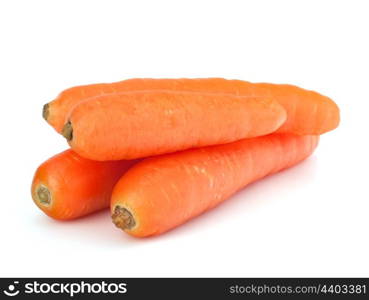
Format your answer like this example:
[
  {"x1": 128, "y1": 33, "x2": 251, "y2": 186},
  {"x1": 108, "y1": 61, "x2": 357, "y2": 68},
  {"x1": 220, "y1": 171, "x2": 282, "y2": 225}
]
[
  {"x1": 111, "y1": 134, "x2": 319, "y2": 237},
  {"x1": 31, "y1": 150, "x2": 136, "y2": 220}
]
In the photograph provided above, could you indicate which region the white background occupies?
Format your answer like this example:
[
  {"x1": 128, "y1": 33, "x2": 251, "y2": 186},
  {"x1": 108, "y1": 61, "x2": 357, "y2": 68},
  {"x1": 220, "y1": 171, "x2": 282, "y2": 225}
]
[{"x1": 0, "y1": 0, "x2": 368, "y2": 277}]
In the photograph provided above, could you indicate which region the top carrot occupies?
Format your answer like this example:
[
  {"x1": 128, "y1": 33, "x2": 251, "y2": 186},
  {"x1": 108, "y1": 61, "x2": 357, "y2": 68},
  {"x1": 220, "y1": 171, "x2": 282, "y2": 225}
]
[
  {"x1": 61, "y1": 92, "x2": 286, "y2": 160},
  {"x1": 43, "y1": 78, "x2": 340, "y2": 135}
]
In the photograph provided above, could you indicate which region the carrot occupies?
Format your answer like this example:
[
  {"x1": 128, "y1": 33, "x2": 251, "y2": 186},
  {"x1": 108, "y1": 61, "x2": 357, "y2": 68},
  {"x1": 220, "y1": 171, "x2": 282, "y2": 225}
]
[
  {"x1": 111, "y1": 133, "x2": 319, "y2": 237},
  {"x1": 62, "y1": 91, "x2": 286, "y2": 160},
  {"x1": 31, "y1": 149, "x2": 137, "y2": 220},
  {"x1": 44, "y1": 78, "x2": 339, "y2": 135}
]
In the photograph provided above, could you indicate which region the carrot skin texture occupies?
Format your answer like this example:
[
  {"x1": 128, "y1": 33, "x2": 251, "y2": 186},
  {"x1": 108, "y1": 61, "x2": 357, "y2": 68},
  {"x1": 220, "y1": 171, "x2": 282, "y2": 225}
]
[
  {"x1": 111, "y1": 134, "x2": 319, "y2": 237},
  {"x1": 31, "y1": 149, "x2": 136, "y2": 220},
  {"x1": 66, "y1": 91, "x2": 286, "y2": 160},
  {"x1": 45, "y1": 78, "x2": 339, "y2": 135}
]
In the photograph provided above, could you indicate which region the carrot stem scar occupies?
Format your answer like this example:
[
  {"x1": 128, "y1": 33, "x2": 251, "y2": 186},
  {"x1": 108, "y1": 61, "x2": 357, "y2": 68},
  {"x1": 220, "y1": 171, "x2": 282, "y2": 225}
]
[
  {"x1": 112, "y1": 206, "x2": 136, "y2": 230},
  {"x1": 42, "y1": 103, "x2": 50, "y2": 120},
  {"x1": 36, "y1": 185, "x2": 51, "y2": 206},
  {"x1": 62, "y1": 121, "x2": 73, "y2": 141}
]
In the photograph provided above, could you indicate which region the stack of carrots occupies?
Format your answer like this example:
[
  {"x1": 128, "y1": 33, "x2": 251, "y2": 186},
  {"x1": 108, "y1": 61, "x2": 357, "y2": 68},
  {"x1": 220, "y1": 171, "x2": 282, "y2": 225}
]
[{"x1": 32, "y1": 78, "x2": 340, "y2": 237}]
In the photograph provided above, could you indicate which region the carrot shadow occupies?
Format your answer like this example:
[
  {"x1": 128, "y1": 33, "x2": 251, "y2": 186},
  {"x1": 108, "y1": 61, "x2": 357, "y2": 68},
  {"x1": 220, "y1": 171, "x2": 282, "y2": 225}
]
[{"x1": 32, "y1": 209, "x2": 140, "y2": 247}]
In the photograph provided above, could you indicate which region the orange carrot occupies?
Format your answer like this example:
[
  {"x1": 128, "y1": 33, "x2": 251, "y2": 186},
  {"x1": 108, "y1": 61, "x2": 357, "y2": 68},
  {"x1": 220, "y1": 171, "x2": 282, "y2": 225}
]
[
  {"x1": 62, "y1": 91, "x2": 286, "y2": 160},
  {"x1": 31, "y1": 149, "x2": 137, "y2": 220},
  {"x1": 111, "y1": 133, "x2": 319, "y2": 237},
  {"x1": 44, "y1": 78, "x2": 339, "y2": 135}
]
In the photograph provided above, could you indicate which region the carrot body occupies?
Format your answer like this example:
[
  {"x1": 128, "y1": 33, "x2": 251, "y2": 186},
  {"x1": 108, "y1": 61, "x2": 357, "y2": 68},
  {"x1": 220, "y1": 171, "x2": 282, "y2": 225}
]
[
  {"x1": 44, "y1": 78, "x2": 339, "y2": 135},
  {"x1": 111, "y1": 133, "x2": 319, "y2": 237},
  {"x1": 64, "y1": 91, "x2": 286, "y2": 160},
  {"x1": 31, "y1": 149, "x2": 136, "y2": 220}
]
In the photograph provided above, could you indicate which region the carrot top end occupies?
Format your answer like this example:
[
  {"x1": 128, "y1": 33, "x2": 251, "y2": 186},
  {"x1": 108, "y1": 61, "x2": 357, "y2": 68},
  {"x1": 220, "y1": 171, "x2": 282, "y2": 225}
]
[
  {"x1": 112, "y1": 206, "x2": 136, "y2": 231},
  {"x1": 42, "y1": 103, "x2": 50, "y2": 121},
  {"x1": 61, "y1": 121, "x2": 73, "y2": 141},
  {"x1": 35, "y1": 184, "x2": 52, "y2": 206}
]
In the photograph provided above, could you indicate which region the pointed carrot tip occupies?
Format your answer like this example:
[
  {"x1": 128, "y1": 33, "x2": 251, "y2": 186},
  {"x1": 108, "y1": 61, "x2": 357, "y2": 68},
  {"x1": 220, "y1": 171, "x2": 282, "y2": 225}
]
[
  {"x1": 61, "y1": 121, "x2": 73, "y2": 141},
  {"x1": 112, "y1": 206, "x2": 136, "y2": 231},
  {"x1": 42, "y1": 103, "x2": 50, "y2": 120}
]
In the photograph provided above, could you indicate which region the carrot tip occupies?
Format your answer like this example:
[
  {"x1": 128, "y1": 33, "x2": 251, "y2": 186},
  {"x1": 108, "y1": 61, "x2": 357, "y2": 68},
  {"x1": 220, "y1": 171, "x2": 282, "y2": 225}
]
[
  {"x1": 42, "y1": 103, "x2": 50, "y2": 120},
  {"x1": 36, "y1": 184, "x2": 52, "y2": 206},
  {"x1": 112, "y1": 206, "x2": 136, "y2": 231},
  {"x1": 62, "y1": 121, "x2": 73, "y2": 141}
]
